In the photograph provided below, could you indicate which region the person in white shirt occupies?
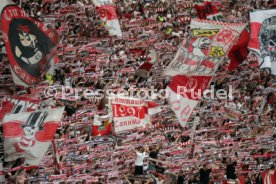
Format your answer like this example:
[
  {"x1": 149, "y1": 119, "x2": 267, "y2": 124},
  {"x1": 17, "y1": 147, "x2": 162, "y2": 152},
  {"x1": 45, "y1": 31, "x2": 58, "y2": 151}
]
[{"x1": 133, "y1": 146, "x2": 149, "y2": 176}]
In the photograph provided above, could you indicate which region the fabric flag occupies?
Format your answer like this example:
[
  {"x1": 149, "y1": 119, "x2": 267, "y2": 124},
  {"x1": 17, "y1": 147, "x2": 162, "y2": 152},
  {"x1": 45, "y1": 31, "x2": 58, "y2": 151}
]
[
  {"x1": 164, "y1": 19, "x2": 246, "y2": 76},
  {"x1": 92, "y1": 113, "x2": 112, "y2": 136},
  {"x1": 0, "y1": 131, "x2": 4, "y2": 183},
  {"x1": 147, "y1": 101, "x2": 162, "y2": 116},
  {"x1": 0, "y1": 0, "x2": 58, "y2": 87},
  {"x1": 0, "y1": 96, "x2": 40, "y2": 122},
  {"x1": 248, "y1": 9, "x2": 276, "y2": 75},
  {"x1": 262, "y1": 169, "x2": 276, "y2": 184},
  {"x1": 228, "y1": 29, "x2": 249, "y2": 71},
  {"x1": 135, "y1": 49, "x2": 158, "y2": 78},
  {"x1": 194, "y1": 1, "x2": 219, "y2": 20},
  {"x1": 2, "y1": 107, "x2": 64, "y2": 165},
  {"x1": 111, "y1": 96, "x2": 149, "y2": 133},
  {"x1": 93, "y1": 0, "x2": 122, "y2": 37},
  {"x1": 167, "y1": 75, "x2": 212, "y2": 127}
]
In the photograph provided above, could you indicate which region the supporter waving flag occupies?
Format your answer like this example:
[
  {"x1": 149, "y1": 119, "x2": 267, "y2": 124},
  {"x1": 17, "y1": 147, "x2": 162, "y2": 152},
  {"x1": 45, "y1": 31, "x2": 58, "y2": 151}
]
[
  {"x1": 92, "y1": 113, "x2": 112, "y2": 136},
  {"x1": 0, "y1": 0, "x2": 58, "y2": 87},
  {"x1": 92, "y1": 0, "x2": 122, "y2": 37},
  {"x1": 136, "y1": 49, "x2": 158, "y2": 78},
  {"x1": 2, "y1": 108, "x2": 64, "y2": 165}
]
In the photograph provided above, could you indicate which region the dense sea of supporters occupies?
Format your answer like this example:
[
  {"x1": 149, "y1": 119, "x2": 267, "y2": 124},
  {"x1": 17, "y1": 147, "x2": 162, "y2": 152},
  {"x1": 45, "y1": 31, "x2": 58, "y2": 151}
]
[{"x1": 0, "y1": 0, "x2": 275, "y2": 183}]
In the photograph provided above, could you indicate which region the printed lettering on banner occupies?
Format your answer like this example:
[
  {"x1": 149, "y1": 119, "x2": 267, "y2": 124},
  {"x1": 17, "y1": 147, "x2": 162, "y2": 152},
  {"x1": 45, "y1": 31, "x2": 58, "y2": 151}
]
[{"x1": 111, "y1": 96, "x2": 149, "y2": 133}]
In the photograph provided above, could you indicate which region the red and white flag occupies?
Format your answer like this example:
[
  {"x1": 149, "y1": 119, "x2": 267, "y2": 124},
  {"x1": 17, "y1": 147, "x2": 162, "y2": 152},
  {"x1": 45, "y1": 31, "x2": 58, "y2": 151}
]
[
  {"x1": 93, "y1": 113, "x2": 112, "y2": 136},
  {"x1": 0, "y1": 0, "x2": 58, "y2": 87},
  {"x1": 2, "y1": 107, "x2": 64, "y2": 165},
  {"x1": 167, "y1": 75, "x2": 211, "y2": 127},
  {"x1": 262, "y1": 169, "x2": 276, "y2": 184},
  {"x1": 248, "y1": 9, "x2": 276, "y2": 75},
  {"x1": 93, "y1": 0, "x2": 122, "y2": 37},
  {"x1": 136, "y1": 49, "x2": 157, "y2": 78},
  {"x1": 111, "y1": 96, "x2": 149, "y2": 133},
  {"x1": 194, "y1": 1, "x2": 219, "y2": 20},
  {"x1": 147, "y1": 101, "x2": 162, "y2": 116},
  {"x1": 0, "y1": 131, "x2": 4, "y2": 183},
  {"x1": 0, "y1": 96, "x2": 40, "y2": 122}
]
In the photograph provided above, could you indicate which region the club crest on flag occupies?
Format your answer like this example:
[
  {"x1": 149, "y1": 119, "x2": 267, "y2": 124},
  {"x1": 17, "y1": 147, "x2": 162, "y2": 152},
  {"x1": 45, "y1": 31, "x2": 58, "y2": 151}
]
[
  {"x1": 1, "y1": 4, "x2": 58, "y2": 86},
  {"x1": 2, "y1": 108, "x2": 64, "y2": 165}
]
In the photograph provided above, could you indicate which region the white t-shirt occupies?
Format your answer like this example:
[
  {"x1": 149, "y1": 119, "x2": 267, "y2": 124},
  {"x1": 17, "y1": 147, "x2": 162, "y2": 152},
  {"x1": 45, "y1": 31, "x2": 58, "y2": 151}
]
[{"x1": 135, "y1": 152, "x2": 148, "y2": 166}]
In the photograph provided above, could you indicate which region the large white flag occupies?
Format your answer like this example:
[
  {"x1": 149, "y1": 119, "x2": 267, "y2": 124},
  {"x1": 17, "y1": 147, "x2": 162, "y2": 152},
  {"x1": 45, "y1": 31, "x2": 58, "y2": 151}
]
[
  {"x1": 2, "y1": 108, "x2": 64, "y2": 165},
  {"x1": 167, "y1": 75, "x2": 211, "y2": 127}
]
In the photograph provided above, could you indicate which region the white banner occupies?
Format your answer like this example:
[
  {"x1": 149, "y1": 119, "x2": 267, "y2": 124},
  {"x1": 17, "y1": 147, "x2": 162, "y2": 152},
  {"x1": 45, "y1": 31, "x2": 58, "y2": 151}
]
[
  {"x1": 111, "y1": 96, "x2": 149, "y2": 133},
  {"x1": 2, "y1": 107, "x2": 64, "y2": 165}
]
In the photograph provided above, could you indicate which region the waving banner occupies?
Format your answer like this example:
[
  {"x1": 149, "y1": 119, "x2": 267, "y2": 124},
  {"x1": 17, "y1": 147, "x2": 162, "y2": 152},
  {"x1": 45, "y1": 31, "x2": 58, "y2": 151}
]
[
  {"x1": 93, "y1": 0, "x2": 122, "y2": 37},
  {"x1": 164, "y1": 46, "x2": 226, "y2": 76},
  {"x1": 136, "y1": 49, "x2": 158, "y2": 78},
  {"x1": 93, "y1": 113, "x2": 112, "y2": 136},
  {"x1": 2, "y1": 108, "x2": 64, "y2": 165},
  {"x1": 0, "y1": 96, "x2": 40, "y2": 122},
  {"x1": 248, "y1": 9, "x2": 276, "y2": 75},
  {"x1": 0, "y1": 130, "x2": 4, "y2": 183},
  {"x1": 0, "y1": 0, "x2": 58, "y2": 86},
  {"x1": 164, "y1": 19, "x2": 246, "y2": 76},
  {"x1": 167, "y1": 75, "x2": 212, "y2": 127},
  {"x1": 111, "y1": 96, "x2": 149, "y2": 133}
]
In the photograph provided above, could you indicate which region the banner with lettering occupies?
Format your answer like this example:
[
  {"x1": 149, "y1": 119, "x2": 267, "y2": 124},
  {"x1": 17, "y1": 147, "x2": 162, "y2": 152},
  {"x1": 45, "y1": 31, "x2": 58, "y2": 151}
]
[
  {"x1": 0, "y1": 0, "x2": 58, "y2": 87},
  {"x1": 111, "y1": 96, "x2": 149, "y2": 133}
]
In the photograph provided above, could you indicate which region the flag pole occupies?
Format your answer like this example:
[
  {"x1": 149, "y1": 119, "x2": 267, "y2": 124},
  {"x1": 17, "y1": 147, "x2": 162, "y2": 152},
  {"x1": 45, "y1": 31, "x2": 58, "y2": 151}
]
[
  {"x1": 19, "y1": 0, "x2": 22, "y2": 7},
  {"x1": 52, "y1": 140, "x2": 62, "y2": 174},
  {"x1": 189, "y1": 115, "x2": 199, "y2": 158},
  {"x1": 257, "y1": 96, "x2": 267, "y2": 124}
]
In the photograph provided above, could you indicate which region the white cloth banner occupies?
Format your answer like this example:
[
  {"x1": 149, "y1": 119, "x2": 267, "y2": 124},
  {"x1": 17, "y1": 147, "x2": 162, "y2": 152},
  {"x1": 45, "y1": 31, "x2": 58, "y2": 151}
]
[
  {"x1": 167, "y1": 87, "x2": 198, "y2": 127},
  {"x1": 111, "y1": 96, "x2": 149, "y2": 133},
  {"x1": 2, "y1": 107, "x2": 64, "y2": 165}
]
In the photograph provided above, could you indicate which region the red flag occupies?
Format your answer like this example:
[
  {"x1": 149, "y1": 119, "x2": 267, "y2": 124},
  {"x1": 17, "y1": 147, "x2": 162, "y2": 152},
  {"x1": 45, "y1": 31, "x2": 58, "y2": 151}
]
[
  {"x1": 228, "y1": 30, "x2": 249, "y2": 71},
  {"x1": 93, "y1": 0, "x2": 122, "y2": 37},
  {"x1": 194, "y1": 2, "x2": 218, "y2": 19},
  {"x1": 0, "y1": 0, "x2": 58, "y2": 86},
  {"x1": 262, "y1": 169, "x2": 276, "y2": 184}
]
